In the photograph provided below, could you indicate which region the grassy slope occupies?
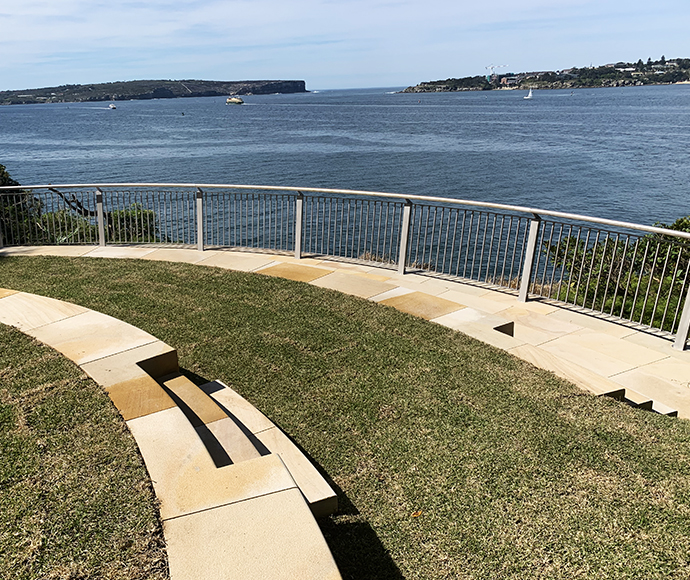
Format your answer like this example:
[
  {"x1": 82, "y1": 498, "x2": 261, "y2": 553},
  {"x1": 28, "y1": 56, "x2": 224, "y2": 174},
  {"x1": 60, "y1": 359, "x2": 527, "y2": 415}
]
[
  {"x1": 1, "y1": 255, "x2": 690, "y2": 579},
  {"x1": 0, "y1": 324, "x2": 167, "y2": 579}
]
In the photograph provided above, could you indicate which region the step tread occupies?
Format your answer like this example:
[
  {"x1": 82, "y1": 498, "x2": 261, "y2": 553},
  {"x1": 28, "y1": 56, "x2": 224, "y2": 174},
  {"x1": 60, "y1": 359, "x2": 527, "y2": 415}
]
[{"x1": 201, "y1": 380, "x2": 338, "y2": 516}]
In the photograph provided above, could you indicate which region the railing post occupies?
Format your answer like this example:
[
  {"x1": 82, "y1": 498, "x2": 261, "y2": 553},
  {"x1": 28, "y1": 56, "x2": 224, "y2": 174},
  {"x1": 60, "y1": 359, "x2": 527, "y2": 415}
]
[
  {"x1": 673, "y1": 285, "x2": 690, "y2": 351},
  {"x1": 96, "y1": 189, "x2": 106, "y2": 247},
  {"x1": 294, "y1": 192, "x2": 303, "y2": 259},
  {"x1": 196, "y1": 188, "x2": 204, "y2": 251},
  {"x1": 518, "y1": 215, "x2": 541, "y2": 302},
  {"x1": 397, "y1": 200, "x2": 412, "y2": 275}
]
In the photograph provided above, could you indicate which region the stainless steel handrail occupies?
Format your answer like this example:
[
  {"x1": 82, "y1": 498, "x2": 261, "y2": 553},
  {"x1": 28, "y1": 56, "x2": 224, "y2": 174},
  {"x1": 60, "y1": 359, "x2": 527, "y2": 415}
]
[
  {"x1": 2, "y1": 183, "x2": 689, "y2": 241},
  {"x1": 2, "y1": 183, "x2": 689, "y2": 349}
]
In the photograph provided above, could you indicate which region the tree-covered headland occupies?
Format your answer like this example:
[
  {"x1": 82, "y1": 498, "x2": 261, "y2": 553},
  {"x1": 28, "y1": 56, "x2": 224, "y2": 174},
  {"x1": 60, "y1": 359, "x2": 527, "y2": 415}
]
[{"x1": 404, "y1": 56, "x2": 690, "y2": 92}]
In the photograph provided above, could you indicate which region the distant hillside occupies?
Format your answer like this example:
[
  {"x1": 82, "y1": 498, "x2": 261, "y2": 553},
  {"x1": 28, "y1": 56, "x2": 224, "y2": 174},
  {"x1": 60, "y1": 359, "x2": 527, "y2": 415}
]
[
  {"x1": 404, "y1": 57, "x2": 690, "y2": 92},
  {"x1": 0, "y1": 79, "x2": 307, "y2": 105}
]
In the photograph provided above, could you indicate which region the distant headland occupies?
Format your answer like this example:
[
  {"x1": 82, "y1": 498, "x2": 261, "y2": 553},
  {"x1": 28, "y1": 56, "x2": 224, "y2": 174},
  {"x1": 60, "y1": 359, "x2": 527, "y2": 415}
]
[
  {"x1": 403, "y1": 57, "x2": 690, "y2": 93},
  {"x1": 0, "y1": 79, "x2": 307, "y2": 105}
]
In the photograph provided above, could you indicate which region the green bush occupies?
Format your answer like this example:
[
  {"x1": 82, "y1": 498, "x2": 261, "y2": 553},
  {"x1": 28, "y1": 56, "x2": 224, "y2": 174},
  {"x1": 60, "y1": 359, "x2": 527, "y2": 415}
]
[{"x1": 543, "y1": 220, "x2": 690, "y2": 332}]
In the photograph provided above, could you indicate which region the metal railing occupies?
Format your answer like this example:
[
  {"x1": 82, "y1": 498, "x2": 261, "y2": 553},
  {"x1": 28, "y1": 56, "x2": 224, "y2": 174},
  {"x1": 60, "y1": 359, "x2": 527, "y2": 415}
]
[{"x1": 2, "y1": 183, "x2": 690, "y2": 350}]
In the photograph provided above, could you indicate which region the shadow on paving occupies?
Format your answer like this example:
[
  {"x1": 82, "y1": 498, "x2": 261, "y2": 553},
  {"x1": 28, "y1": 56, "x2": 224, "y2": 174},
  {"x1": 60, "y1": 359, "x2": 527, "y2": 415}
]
[{"x1": 178, "y1": 369, "x2": 404, "y2": 578}]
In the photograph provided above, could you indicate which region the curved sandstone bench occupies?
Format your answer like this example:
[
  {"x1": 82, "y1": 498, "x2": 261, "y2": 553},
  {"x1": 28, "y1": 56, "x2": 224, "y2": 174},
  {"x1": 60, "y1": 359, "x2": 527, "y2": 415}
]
[{"x1": 0, "y1": 288, "x2": 341, "y2": 580}]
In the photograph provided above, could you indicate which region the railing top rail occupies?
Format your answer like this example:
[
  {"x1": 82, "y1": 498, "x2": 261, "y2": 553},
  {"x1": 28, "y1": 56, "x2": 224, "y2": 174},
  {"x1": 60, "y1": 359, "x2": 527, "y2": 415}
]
[{"x1": 2, "y1": 182, "x2": 690, "y2": 241}]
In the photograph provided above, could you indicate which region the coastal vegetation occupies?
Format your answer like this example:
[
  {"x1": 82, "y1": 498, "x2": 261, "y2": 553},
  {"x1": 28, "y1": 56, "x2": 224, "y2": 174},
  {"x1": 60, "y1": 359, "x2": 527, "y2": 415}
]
[
  {"x1": 542, "y1": 219, "x2": 690, "y2": 332},
  {"x1": 404, "y1": 56, "x2": 690, "y2": 92},
  {"x1": 0, "y1": 79, "x2": 307, "y2": 106},
  {"x1": 2, "y1": 256, "x2": 690, "y2": 579}
]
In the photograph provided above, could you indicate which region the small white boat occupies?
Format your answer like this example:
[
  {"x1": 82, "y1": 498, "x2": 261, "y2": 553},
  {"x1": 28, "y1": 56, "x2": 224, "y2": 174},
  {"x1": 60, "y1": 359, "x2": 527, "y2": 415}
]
[
  {"x1": 108, "y1": 103, "x2": 116, "y2": 109},
  {"x1": 524, "y1": 88, "x2": 533, "y2": 100},
  {"x1": 226, "y1": 96, "x2": 244, "y2": 105}
]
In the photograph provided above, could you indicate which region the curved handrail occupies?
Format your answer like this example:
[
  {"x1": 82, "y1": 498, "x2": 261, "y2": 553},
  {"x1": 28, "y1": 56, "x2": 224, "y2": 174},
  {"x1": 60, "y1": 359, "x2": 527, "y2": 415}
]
[
  {"x1": 2, "y1": 182, "x2": 690, "y2": 349},
  {"x1": 2, "y1": 182, "x2": 690, "y2": 241}
]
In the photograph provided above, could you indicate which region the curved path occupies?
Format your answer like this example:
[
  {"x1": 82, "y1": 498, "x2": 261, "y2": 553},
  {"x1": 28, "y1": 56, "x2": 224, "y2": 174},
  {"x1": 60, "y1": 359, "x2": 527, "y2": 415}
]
[
  {"x1": 3, "y1": 244, "x2": 690, "y2": 419},
  {"x1": 0, "y1": 246, "x2": 690, "y2": 418},
  {"x1": 0, "y1": 285, "x2": 341, "y2": 580}
]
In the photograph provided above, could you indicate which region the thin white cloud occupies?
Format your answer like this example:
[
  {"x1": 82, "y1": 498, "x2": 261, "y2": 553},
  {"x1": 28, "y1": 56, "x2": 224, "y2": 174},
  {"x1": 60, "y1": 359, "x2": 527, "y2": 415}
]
[{"x1": 0, "y1": 0, "x2": 688, "y2": 89}]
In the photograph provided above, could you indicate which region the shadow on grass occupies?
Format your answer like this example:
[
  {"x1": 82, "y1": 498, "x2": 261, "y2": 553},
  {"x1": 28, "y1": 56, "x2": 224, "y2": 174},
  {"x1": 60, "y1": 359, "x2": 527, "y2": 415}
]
[{"x1": 179, "y1": 368, "x2": 404, "y2": 579}]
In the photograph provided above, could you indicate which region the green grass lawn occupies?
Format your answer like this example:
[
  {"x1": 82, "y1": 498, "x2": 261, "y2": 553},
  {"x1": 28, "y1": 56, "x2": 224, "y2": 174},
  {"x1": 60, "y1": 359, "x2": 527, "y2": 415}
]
[
  {"x1": 0, "y1": 322, "x2": 168, "y2": 580},
  {"x1": 2, "y1": 254, "x2": 690, "y2": 580}
]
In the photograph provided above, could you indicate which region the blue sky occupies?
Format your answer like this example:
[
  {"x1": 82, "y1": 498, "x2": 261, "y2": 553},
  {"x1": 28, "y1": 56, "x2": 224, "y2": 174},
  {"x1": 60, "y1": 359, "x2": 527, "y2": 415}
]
[{"x1": 1, "y1": 0, "x2": 688, "y2": 91}]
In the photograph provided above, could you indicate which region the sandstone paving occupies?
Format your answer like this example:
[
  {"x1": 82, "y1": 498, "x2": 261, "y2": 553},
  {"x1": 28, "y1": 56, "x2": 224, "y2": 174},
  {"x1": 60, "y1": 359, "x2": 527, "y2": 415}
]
[
  {"x1": 258, "y1": 262, "x2": 333, "y2": 283},
  {"x1": 196, "y1": 251, "x2": 277, "y2": 272},
  {"x1": 81, "y1": 340, "x2": 177, "y2": 387},
  {"x1": 380, "y1": 291, "x2": 464, "y2": 320},
  {"x1": 255, "y1": 426, "x2": 338, "y2": 517},
  {"x1": 163, "y1": 487, "x2": 342, "y2": 580},
  {"x1": 144, "y1": 247, "x2": 215, "y2": 264},
  {"x1": 610, "y1": 369, "x2": 690, "y2": 418},
  {"x1": 0, "y1": 245, "x2": 95, "y2": 257},
  {"x1": 310, "y1": 270, "x2": 396, "y2": 298},
  {"x1": 436, "y1": 289, "x2": 518, "y2": 314},
  {"x1": 127, "y1": 408, "x2": 296, "y2": 520},
  {"x1": 106, "y1": 375, "x2": 178, "y2": 421},
  {"x1": 84, "y1": 246, "x2": 158, "y2": 259},
  {"x1": 0, "y1": 291, "x2": 89, "y2": 331},
  {"x1": 369, "y1": 286, "x2": 415, "y2": 303},
  {"x1": 204, "y1": 381, "x2": 337, "y2": 516},
  {"x1": 26, "y1": 309, "x2": 158, "y2": 365}
]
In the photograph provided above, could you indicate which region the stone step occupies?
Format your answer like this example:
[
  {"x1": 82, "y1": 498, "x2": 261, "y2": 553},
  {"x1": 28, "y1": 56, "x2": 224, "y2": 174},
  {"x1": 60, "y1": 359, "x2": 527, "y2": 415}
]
[
  {"x1": 200, "y1": 380, "x2": 338, "y2": 517},
  {"x1": 161, "y1": 373, "x2": 263, "y2": 466}
]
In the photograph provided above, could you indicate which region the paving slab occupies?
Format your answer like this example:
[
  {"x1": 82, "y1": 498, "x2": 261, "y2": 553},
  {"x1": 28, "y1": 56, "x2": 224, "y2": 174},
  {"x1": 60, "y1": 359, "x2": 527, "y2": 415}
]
[
  {"x1": 201, "y1": 381, "x2": 275, "y2": 433},
  {"x1": 0, "y1": 288, "x2": 18, "y2": 299},
  {"x1": 196, "y1": 251, "x2": 277, "y2": 272},
  {"x1": 622, "y1": 330, "x2": 690, "y2": 362},
  {"x1": 380, "y1": 291, "x2": 464, "y2": 320},
  {"x1": 369, "y1": 287, "x2": 415, "y2": 303},
  {"x1": 162, "y1": 374, "x2": 227, "y2": 426},
  {"x1": 259, "y1": 262, "x2": 333, "y2": 283},
  {"x1": 610, "y1": 370, "x2": 690, "y2": 418},
  {"x1": 106, "y1": 375, "x2": 177, "y2": 420},
  {"x1": 26, "y1": 309, "x2": 157, "y2": 365},
  {"x1": 544, "y1": 307, "x2": 638, "y2": 339},
  {"x1": 432, "y1": 307, "x2": 509, "y2": 330},
  {"x1": 0, "y1": 292, "x2": 89, "y2": 331},
  {"x1": 310, "y1": 271, "x2": 396, "y2": 298},
  {"x1": 81, "y1": 340, "x2": 178, "y2": 386},
  {"x1": 203, "y1": 381, "x2": 337, "y2": 516},
  {"x1": 508, "y1": 343, "x2": 627, "y2": 396},
  {"x1": 437, "y1": 289, "x2": 517, "y2": 314},
  {"x1": 127, "y1": 408, "x2": 296, "y2": 520},
  {"x1": 444, "y1": 320, "x2": 527, "y2": 351},
  {"x1": 84, "y1": 246, "x2": 158, "y2": 259},
  {"x1": 164, "y1": 487, "x2": 342, "y2": 580},
  {"x1": 200, "y1": 417, "x2": 263, "y2": 464},
  {"x1": 0, "y1": 245, "x2": 96, "y2": 257},
  {"x1": 256, "y1": 426, "x2": 338, "y2": 517},
  {"x1": 144, "y1": 248, "x2": 213, "y2": 264}
]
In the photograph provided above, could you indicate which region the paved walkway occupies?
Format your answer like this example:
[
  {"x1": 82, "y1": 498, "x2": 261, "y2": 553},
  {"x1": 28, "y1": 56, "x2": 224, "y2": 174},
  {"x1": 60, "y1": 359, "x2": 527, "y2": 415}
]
[{"x1": 3, "y1": 244, "x2": 690, "y2": 418}]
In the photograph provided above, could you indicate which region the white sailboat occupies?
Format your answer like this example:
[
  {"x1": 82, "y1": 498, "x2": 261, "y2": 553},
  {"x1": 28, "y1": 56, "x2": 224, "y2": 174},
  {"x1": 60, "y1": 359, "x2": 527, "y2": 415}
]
[{"x1": 524, "y1": 88, "x2": 533, "y2": 100}]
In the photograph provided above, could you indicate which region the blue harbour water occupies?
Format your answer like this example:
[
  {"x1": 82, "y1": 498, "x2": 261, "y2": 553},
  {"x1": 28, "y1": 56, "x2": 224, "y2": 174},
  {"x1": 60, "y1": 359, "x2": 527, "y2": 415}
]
[{"x1": 0, "y1": 84, "x2": 689, "y2": 225}]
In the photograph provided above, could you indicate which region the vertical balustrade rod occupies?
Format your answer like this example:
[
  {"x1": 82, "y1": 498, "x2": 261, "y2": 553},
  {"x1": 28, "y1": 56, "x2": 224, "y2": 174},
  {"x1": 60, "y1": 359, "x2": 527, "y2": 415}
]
[
  {"x1": 294, "y1": 192, "x2": 304, "y2": 259},
  {"x1": 96, "y1": 188, "x2": 106, "y2": 247},
  {"x1": 196, "y1": 188, "x2": 204, "y2": 251},
  {"x1": 673, "y1": 285, "x2": 690, "y2": 351},
  {"x1": 397, "y1": 200, "x2": 412, "y2": 275},
  {"x1": 518, "y1": 215, "x2": 541, "y2": 302}
]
